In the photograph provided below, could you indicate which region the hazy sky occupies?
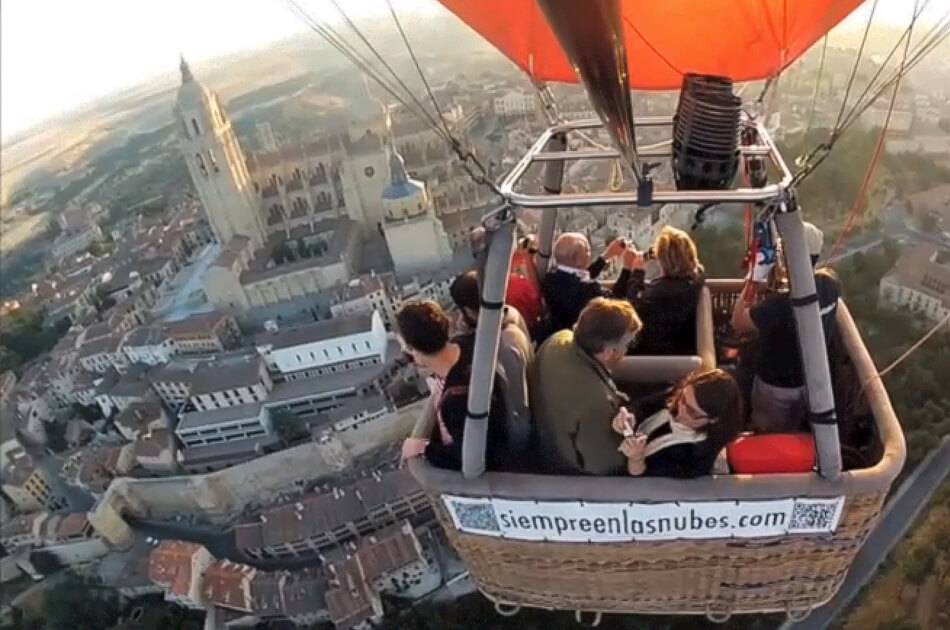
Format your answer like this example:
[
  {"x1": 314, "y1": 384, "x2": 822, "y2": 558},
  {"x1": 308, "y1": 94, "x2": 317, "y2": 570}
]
[{"x1": 1, "y1": 0, "x2": 945, "y2": 141}]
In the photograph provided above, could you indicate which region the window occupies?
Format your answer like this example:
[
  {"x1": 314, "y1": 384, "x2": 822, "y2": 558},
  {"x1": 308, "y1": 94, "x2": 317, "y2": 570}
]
[
  {"x1": 352, "y1": 343, "x2": 358, "y2": 352},
  {"x1": 192, "y1": 118, "x2": 201, "y2": 136},
  {"x1": 196, "y1": 153, "x2": 208, "y2": 176},
  {"x1": 207, "y1": 150, "x2": 220, "y2": 173},
  {"x1": 365, "y1": 341, "x2": 372, "y2": 350}
]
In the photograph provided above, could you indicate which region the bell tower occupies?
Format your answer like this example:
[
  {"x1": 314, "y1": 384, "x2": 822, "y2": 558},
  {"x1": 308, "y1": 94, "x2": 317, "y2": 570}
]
[{"x1": 174, "y1": 56, "x2": 267, "y2": 249}]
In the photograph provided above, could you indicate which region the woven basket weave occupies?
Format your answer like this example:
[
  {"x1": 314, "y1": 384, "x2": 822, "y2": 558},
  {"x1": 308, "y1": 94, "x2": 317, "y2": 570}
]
[{"x1": 430, "y1": 490, "x2": 885, "y2": 615}]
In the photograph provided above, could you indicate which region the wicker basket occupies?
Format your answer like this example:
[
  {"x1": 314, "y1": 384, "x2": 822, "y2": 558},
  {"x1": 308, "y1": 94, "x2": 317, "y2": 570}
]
[{"x1": 409, "y1": 290, "x2": 905, "y2": 617}]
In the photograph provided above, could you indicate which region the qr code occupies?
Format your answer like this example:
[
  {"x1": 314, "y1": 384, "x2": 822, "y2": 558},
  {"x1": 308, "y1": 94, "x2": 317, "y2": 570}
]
[
  {"x1": 450, "y1": 500, "x2": 500, "y2": 532},
  {"x1": 789, "y1": 500, "x2": 839, "y2": 531}
]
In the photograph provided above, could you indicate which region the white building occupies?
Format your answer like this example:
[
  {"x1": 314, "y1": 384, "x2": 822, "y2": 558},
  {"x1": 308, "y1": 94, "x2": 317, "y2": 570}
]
[
  {"x1": 254, "y1": 311, "x2": 389, "y2": 382},
  {"x1": 176, "y1": 402, "x2": 273, "y2": 448},
  {"x1": 121, "y1": 326, "x2": 177, "y2": 366},
  {"x1": 381, "y1": 149, "x2": 452, "y2": 280},
  {"x1": 493, "y1": 89, "x2": 537, "y2": 118},
  {"x1": 879, "y1": 243, "x2": 950, "y2": 323},
  {"x1": 188, "y1": 358, "x2": 273, "y2": 412}
]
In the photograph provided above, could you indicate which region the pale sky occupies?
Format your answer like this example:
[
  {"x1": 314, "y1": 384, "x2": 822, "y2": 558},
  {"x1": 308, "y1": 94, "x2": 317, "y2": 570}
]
[{"x1": 0, "y1": 0, "x2": 945, "y2": 141}]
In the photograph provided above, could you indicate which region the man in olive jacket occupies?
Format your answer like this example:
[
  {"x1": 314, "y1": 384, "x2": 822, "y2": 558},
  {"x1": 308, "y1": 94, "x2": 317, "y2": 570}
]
[{"x1": 531, "y1": 298, "x2": 642, "y2": 475}]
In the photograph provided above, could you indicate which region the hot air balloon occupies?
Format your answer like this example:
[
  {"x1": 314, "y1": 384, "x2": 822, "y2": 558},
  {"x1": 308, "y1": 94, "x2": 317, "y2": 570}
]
[{"x1": 400, "y1": 0, "x2": 907, "y2": 621}]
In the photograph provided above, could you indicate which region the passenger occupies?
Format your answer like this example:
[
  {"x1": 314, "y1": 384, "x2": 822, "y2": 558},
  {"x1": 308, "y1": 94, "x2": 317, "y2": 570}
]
[
  {"x1": 470, "y1": 227, "x2": 545, "y2": 339},
  {"x1": 541, "y1": 233, "x2": 634, "y2": 336},
  {"x1": 532, "y1": 298, "x2": 642, "y2": 475},
  {"x1": 624, "y1": 226, "x2": 705, "y2": 355},
  {"x1": 448, "y1": 270, "x2": 534, "y2": 456},
  {"x1": 396, "y1": 301, "x2": 509, "y2": 471},
  {"x1": 731, "y1": 222, "x2": 841, "y2": 433},
  {"x1": 613, "y1": 368, "x2": 743, "y2": 478}
]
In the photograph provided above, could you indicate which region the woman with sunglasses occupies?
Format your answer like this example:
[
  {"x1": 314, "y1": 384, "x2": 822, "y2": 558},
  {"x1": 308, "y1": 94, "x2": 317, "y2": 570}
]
[{"x1": 613, "y1": 369, "x2": 743, "y2": 478}]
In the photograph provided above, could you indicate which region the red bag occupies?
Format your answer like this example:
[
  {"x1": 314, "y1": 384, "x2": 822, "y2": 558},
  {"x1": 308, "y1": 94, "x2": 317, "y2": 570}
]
[{"x1": 727, "y1": 433, "x2": 815, "y2": 474}]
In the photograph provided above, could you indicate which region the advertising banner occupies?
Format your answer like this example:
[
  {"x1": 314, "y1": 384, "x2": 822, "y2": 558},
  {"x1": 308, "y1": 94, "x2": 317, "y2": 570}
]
[{"x1": 442, "y1": 495, "x2": 845, "y2": 542}]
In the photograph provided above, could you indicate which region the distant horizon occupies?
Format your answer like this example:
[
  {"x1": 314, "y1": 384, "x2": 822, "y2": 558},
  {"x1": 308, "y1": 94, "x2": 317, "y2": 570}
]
[{"x1": 1, "y1": 0, "x2": 945, "y2": 143}]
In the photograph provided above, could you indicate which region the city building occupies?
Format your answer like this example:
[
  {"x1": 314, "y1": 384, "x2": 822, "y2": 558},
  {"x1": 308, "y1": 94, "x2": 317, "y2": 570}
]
[
  {"x1": 326, "y1": 394, "x2": 393, "y2": 434},
  {"x1": 133, "y1": 428, "x2": 177, "y2": 474},
  {"x1": 114, "y1": 400, "x2": 169, "y2": 441},
  {"x1": 234, "y1": 468, "x2": 427, "y2": 560},
  {"x1": 175, "y1": 57, "x2": 268, "y2": 248},
  {"x1": 188, "y1": 357, "x2": 273, "y2": 412},
  {"x1": 0, "y1": 445, "x2": 68, "y2": 512},
  {"x1": 51, "y1": 224, "x2": 104, "y2": 261},
  {"x1": 879, "y1": 243, "x2": 950, "y2": 323},
  {"x1": 148, "y1": 540, "x2": 215, "y2": 609},
  {"x1": 176, "y1": 402, "x2": 273, "y2": 448},
  {"x1": 93, "y1": 367, "x2": 154, "y2": 417},
  {"x1": 493, "y1": 89, "x2": 537, "y2": 118},
  {"x1": 329, "y1": 273, "x2": 399, "y2": 329},
  {"x1": 77, "y1": 333, "x2": 126, "y2": 374},
  {"x1": 176, "y1": 403, "x2": 279, "y2": 474},
  {"x1": 381, "y1": 149, "x2": 452, "y2": 279},
  {"x1": 254, "y1": 311, "x2": 389, "y2": 382},
  {"x1": 121, "y1": 325, "x2": 177, "y2": 366},
  {"x1": 164, "y1": 310, "x2": 241, "y2": 354}
]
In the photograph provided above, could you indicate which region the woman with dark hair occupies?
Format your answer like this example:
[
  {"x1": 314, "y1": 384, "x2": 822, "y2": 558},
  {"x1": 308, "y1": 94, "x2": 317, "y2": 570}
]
[{"x1": 612, "y1": 369, "x2": 743, "y2": 478}]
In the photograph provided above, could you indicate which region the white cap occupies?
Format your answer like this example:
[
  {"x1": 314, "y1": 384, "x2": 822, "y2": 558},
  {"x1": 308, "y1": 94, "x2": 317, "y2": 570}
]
[{"x1": 803, "y1": 222, "x2": 824, "y2": 258}]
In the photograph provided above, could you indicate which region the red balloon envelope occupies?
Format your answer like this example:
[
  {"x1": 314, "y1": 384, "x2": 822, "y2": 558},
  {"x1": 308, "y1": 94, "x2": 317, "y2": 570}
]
[{"x1": 437, "y1": 0, "x2": 865, "y2": 89}]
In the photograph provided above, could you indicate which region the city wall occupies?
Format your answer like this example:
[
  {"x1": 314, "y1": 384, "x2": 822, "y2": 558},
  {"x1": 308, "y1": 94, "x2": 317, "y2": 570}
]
[{"x1": 89, "y1": 401, "x2": 423, "y2": 548}]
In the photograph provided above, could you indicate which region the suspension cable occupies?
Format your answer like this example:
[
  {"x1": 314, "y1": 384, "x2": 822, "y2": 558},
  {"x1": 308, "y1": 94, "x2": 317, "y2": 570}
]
[
  {"x1": 792, "y1": 8, "x2": 950, "y2": 186},
  {"x1": 865, "y1": 312, "x2": 950, "y2": 387},
  {"x1": 831, "y1": 0, "x2": 879, "y2": 133},
  {"x1": 383, "y1": 0, "x2": 499, "y2": 192},
  {"x1": 286, "y1": 0, "x2": 502, "y2": 196},
  {"x1": 326, "y1": 0, "x2": 452, "y2": 143},
  {"x1": 386, "y1": 0, "x2": 452, "y2": 140},
  {"x1": 823, "y1": 0, "x2": 922, "y2": 263},
  {"x1": 798, "y1": 35, "x2": 828, "y2": 159}
]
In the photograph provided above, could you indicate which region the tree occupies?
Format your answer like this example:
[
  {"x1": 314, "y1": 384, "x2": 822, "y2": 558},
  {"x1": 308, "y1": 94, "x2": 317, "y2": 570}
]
[
  {"x1": 42, "y1": 571, "x2": 122, "y2": 630},
  {"x1": 271, "y1": 409, "x2": 310, "y2": 444},
  {"x1": 903, "y1": 545, "x2": 936, "y2": 590}
]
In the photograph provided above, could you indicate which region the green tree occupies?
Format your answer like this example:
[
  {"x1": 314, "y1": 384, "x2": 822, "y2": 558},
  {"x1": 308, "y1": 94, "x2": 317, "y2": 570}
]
[
  {"x1": 42, "y1": 571, "x2": 122, "y2": 630},
  {"x1": 271, "y1": 409, "x2": 310, "y2": 444}
]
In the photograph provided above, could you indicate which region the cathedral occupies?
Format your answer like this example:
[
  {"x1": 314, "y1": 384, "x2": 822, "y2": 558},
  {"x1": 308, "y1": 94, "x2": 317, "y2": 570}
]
[{"x1": 174, "y1": 59, "x2": 487, "y2": 292}]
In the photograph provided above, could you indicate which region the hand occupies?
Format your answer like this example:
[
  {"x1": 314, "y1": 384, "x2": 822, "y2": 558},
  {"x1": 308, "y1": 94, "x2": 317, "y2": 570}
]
[
  {"x1": 618, "y1": 434, "x2": 647, "y2": 460},
  {"x1": 602, "y1": 238, "x2": 627, "y2": 260},
  {"x1": 400, "y1": 438, "x2": 428, "y2": 466},
  {"x1": 611, "y1": 407, "x2": 636, "y2": 436},
  {"x1": 622, "y1": 248, "x2": 645, "y2": 271}
]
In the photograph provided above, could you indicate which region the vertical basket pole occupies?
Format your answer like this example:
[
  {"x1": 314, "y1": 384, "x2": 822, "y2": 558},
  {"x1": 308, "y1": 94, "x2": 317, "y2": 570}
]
[
  {"x1": 774, "y1": 203, "x2": 842, "y2": 480},
  {"x1": 535, "y1": 131, "x2": 567, "y2": 278},
  {"x1": 462, "y1": 213, "x2": 516, "y2": 479}
]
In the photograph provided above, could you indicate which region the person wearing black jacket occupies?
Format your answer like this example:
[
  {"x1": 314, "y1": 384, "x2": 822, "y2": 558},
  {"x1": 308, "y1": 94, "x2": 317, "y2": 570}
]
[
  {"x1": 541, "y1": 233, "x2": 633, "y2": 336},
  {"x1": 613, "y1": 369, "x2": 743, "y2": 478},
  {"x1": 624, "y1": 226, "x2": 705, "y2": 356},
  {"x1": 395, "y1": 300, "x2": 509, "y2": 471}
]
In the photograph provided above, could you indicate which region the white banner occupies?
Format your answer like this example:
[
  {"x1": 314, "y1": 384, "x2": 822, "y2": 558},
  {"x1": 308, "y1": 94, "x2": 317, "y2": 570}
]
[{"x1": 442, "y1": 495, "x2": 845, "y2": 542}]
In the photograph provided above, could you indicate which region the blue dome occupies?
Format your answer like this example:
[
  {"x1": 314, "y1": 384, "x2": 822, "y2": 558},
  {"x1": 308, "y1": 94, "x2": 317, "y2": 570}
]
[
  {"x1": 382, "y1": 148, "x2": 422, "y2": 201},
  {"x1": 382, "y1": 182, "x2": 420, "y2": 200}
]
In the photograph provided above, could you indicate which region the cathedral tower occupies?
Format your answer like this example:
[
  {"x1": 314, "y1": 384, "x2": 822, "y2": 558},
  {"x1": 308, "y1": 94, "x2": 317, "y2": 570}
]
[
  {"x1": 174, "y1": 57, "x2": 267, "y2": 249},
  {"x1": 381, "y1": 147, "x2": 452, "y2": 279}
]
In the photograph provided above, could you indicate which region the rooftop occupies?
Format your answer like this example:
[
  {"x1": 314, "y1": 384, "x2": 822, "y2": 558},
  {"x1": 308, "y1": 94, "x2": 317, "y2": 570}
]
[
  {"x1": 242, "y1": 219, "x2": 356, "y2": 285},
  {"x1": 178, "y1": 434, "x2": 280, "y2": 467},
  {"x1": 202, "y1": 559, "x2": 258, "y2": 612},
  {"x1": 178, "y1": 402, "x2": 264, "y2": 432},
  {"x1": 165, "y1": 310, "x2": 232, "y2": 337},
  {"x1": 885, "y1": 243, "x2": 950, "y2": 308},
  {"x1": 190, "y1": 357, "x2": 266, "y2": 396},
  {"x1": 122, "y1": 326, "x2": 168, "y2": 348},
  {"x1": 115, "y1": 400, "x2": 165, "y2": 436},
  {"x1": 148, "y1": 540, "x2": 206, "y2": 598},
  {"x1": 254, "y1": 313, "x2": 375, "y2": 351}
]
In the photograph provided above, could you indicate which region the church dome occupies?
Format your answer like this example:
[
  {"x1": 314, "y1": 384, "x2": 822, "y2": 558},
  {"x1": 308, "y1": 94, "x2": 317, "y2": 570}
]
[{"x1": 381, "y1": 149, "x2": 425, "y2": 201}]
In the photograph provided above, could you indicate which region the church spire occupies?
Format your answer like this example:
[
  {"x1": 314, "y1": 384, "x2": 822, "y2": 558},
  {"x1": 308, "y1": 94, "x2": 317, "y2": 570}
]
[
  {"x1": 388, "y1": 145, "x2": 409, "y2": 187},
  {"x1": 179, "y1": 54, "x2": 194, "y2": 84}
]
